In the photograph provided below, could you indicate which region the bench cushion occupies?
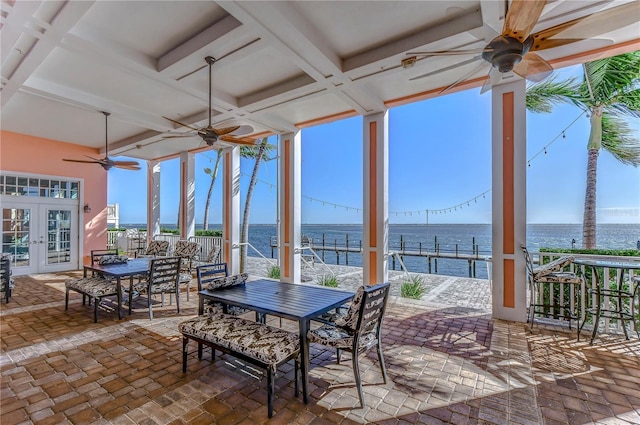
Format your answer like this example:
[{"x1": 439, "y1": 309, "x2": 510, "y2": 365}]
[
  {"x1": 65, "y1": 277, "x2": 118, "y2": 297},
  {"x1": 206, "y1": 273, "x2": 248, "y2": 290},
  {"x1": 179, "y1": 315, "x2": 299, "y2": 365}
]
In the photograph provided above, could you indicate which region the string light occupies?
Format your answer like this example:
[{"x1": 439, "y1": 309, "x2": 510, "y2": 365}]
[{"x1": 200, "y1": 112, "x2": 585, "y2": 217}]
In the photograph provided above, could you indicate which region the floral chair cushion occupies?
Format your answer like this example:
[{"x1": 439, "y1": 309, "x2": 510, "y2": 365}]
[
  {"x1": 307, "y1": 324, "x2": 377, "y2": 350},
  {"x1": 178, "y1": 314, "x2": 299, "y2": 365},
  {"x1": 206, "y1": 246, "x2": 221, "y2": 263},
  {"x1": 143, "y1": 240, "x2": 170, "y2": 257},
  {"x1": 65, "y1": 277, "x2": 118, "y2": 297},
  {"x1": 533, "y1": 255, "x2": 575, "y2": 278},
  {"x1": 206, "y1": 273, "x2": 249, "y2": 291},
  {"x1": 97, "y1": 255, "x2": 129, "y2": 265},
  {"x1": 537, "y1": 271, "x2": 583, "y2": 284},
  {"x1": 174, "y1": 241, "x2": 199, "y2": 257},
  {"x1": 334, "y1": 285, "x2": 364, "y2": 330}
]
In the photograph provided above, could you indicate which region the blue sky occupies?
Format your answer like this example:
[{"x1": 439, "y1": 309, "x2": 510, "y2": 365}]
[{"x1": 108, "y1": 65, "x2": 640, "y2": 225}]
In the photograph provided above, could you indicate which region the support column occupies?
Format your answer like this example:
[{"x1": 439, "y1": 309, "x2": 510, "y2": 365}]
[
  {"x1": 278, "y1": 131, "x2": 301, "y2": 283},
  {"x1": 146, "y1": 160, "x2": 161, "y2": 241},
  {"x1": 223, "y1": 147, "x2": 241, "y2": 275},
  {"x1": 491, "y1": 80, "x2": 527, "y2": 322},
  {"x1": 363, "y1": 112, "x2": 389, "y2": 286},
  {"x1": 179, "y1": 152, "x2": 195, "y2": 239}
]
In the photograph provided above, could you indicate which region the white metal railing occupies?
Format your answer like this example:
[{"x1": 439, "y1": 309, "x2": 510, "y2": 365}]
[
  {"x1": 189, "y1": 235, "x2": 223, "y2": 262},
  {"x1": 535, "y1": 251, "x2": 640, "y2": 335}
]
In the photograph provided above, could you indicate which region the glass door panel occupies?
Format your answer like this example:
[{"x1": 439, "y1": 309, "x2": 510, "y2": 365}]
[
  {"x1": 41, "y1": 205, "x2": 77, "y2": 273},
  {"x1": 1, "y1": 207, "x2": 34, "y2": 273},
  {"x1": 46, "y1": 209, "x2": 72, "y2": 265}
]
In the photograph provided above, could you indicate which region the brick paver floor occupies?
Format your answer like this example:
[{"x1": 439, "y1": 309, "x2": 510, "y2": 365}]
[{"x1": 1, "y1": 264, "x2": 639, "y2": 424}]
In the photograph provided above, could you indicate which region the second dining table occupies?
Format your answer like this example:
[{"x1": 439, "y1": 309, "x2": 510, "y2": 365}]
[
  {"x1": 83, "y1": 257, "x2": 151, "y2": 319},
  {"x1": 198, "y1": 278, "x2": 355, "y2": 404}
]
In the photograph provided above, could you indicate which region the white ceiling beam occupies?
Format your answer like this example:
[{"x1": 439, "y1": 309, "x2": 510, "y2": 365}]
[
  {"x1": 158, "y1": 15, "x2": 243, "y2": 72},
  {"x1": 21, "y1": 77, "x2": 173, "y2": 131},
  {"x1": 60, "y1": 32, "x2": 239, "y2": 111},
  {"x1": 218, "y1": 0, "x2": 384, "y2": 114},
  {"x1": 0, "y1": 1, "x2": 42, "y2": 66},
  {"x1": 343, "y1": 7, "x2": 483, "y2": 73},
  {"x1": 1, "y1": 1, "x2": 95, "y2": 107}
]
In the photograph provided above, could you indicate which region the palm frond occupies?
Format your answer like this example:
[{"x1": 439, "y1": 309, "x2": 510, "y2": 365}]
[
  {"x1": 605, "y1": 87, "x2": 640, "y2": 118},
  {"x1": 525, "y1": 77, "x2": 581, "y2": 113},
  {"x1": 600, "y1": 113, "x2": 640, "y2": 167},
  {"x1": 582, "y1": 51, "x2": 640, "y2": 107}
]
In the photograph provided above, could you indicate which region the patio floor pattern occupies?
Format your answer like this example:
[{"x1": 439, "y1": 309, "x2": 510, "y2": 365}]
[{"x1": 1, "y1": 265, "x2": 639, "y2": 425}]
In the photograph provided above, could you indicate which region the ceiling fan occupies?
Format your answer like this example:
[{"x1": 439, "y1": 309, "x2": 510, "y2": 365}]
[
  {"x1": 63, "y1": 112, "x2": 141, "y2": 171},
  {"x1": 407, "y1": 0, "x2": 633, "y2": 94},
  {"x1": 163, "y1": 56, "x2": 255, "y2": 147}
]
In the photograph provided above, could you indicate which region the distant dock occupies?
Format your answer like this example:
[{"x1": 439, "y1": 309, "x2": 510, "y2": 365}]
[{"x1": 270, "y1": 234, "x2": 492, "y2": 278}]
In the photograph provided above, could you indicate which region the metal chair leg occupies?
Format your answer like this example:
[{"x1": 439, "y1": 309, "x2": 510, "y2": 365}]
[{"x1": 352, "y1": 351, "x2": 365, "y2": 408}]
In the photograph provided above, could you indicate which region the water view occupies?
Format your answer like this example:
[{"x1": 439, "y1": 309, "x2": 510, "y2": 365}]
[{"x1": 118, "y1": 223, "x2": 640, "y2": 279}]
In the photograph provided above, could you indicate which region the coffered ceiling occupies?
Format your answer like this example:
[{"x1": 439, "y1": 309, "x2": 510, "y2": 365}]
[{"x1": 1, "y1": 1, "x2": 638, "y2": 161}]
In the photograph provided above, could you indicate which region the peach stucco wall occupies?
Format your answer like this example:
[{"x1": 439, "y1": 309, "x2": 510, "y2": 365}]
[{"x1": 0, "y1": 130, "x2": 108, "y2": 266}]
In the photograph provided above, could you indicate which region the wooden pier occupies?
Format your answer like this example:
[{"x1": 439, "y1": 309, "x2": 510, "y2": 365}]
[{"x1": 269, "y1": 234, "x2": 492, "y2": 278}]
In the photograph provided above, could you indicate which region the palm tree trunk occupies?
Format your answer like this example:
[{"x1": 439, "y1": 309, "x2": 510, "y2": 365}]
[
  {"x1": 582, "y1": 107, "x2": 602, "y2": 249},
  {"x1": 240, "y1": 139, "x2": 268, "y2": 272},
  {"x1": 203, "y1": 152, "x2": 222, "y2": 230}
]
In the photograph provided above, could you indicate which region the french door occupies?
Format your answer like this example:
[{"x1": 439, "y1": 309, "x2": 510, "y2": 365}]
[{"x1": 1, "y1": 200, "x2": 79, "y2": 275}]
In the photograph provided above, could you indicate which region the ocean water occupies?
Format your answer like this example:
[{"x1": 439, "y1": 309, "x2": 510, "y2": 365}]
[{"x1": 122, "y1": 223, "x2": 640, "y2": 279}]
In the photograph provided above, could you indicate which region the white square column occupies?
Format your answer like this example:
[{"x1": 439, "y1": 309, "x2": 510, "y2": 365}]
[
  {"x1": 278, "y1": 131, "x2": 302, "y2": 283},
  {"x1": 491, "y1": 80, "x2": 528, "y2": 322},
  {"x1": 223, "y1": 147, "x2": 241, "y2": 275},
  {"x1": 146, "y1": 160, "x2": 161, "y2": 241},
  {"x1": 363, "y1": 112, "x2": 389, "y2": 286},
  {"x1": 179, "y1": 152, "x2": 196, "y2": 239}
]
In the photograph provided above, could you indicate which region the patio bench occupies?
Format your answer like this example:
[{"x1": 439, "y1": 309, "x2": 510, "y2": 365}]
[{"x1": 179, "y1": 314, "x2": 299, "y2": 417}]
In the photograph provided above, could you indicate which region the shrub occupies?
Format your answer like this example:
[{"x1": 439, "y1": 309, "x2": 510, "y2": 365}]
[
  {"x1": 317, "y1": 275, "x2": 339, "y2": 287},
  {"x1": 400, "y1": 275, "x2": 426, "y2": 299},
  {"x1": 267, "y1": 265, "x2": 280, "y2": 279},
  {"x1": 195, "y1": 229, "x2": 223, "y2": 237}
]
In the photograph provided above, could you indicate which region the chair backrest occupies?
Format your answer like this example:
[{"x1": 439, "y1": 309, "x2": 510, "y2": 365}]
[
  {"x1": 205, "y1": 245, "x2": 221, "y2": 263},
  {"x1": 196, "y1": 263, "x2": 229, "y2": 291},
  {"x1": 337, "y1": 282, "x2": 390, "y2": 337},
  {"x1": 148, "y1": 257, "x2": 181, "y2": 289},
  {"x1": 174, "y1": 240, "x2": 200, "y2": 258},
  {"x1": 521, "y1": 245, "x2": 535, "y2": 278},
  {"x1": 354, "y1": 282, "x2": 391, "y2": 337},
  {"x1": 521, "y1": 244, "x2": 574, "y2": 279},
  {"x1": 91, "y1": 249, "x2": 118, "y2": 265},
  {"x1": 145, "y1": 240, "x2": 169, "y2": 256}
]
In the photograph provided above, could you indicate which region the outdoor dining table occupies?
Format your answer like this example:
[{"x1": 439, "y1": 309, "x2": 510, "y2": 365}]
[
  {"x1": 83, "y1": 258, "x2": 151, "y2": 319},
  {"x1": 574, "y1": 258, "x2": 640, "y2": 343},
  {"x1": 198, "y1": 278, "x2": 354, "y2": 404}
]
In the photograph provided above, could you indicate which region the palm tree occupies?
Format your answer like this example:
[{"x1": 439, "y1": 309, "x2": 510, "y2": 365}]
[
  {"x1": 526, "y1": 51, "x2": 640, "y2": 249},
  {"x1": 202, "y1": 149, "x2": 223, "y2": 230},
  {"x1": 240, "y1": 138, "x2": 275, "y2": 271}
]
